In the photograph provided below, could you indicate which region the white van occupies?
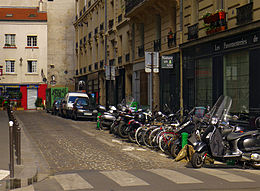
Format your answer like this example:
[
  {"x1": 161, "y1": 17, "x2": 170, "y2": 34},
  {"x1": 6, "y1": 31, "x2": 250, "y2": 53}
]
[{"x1": 63, "y1": 92, "x2": 89, "y2": 118}]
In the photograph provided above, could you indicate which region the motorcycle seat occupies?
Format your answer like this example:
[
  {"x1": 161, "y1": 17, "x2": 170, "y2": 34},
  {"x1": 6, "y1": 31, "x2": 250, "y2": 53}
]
[{"x1": 227, "y1": 130, "x2": 259, "y2": 141}]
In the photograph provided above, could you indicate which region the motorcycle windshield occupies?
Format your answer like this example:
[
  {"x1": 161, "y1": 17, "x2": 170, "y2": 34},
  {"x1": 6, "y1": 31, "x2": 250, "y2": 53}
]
[{"x1": 207, "y1": 95, "x2": 232, "y2": 124}]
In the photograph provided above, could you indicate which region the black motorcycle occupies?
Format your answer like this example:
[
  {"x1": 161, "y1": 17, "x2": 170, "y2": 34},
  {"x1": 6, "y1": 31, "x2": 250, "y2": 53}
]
[{"x1": 191, "y1": 96, "x2": 260, "y2": 169}]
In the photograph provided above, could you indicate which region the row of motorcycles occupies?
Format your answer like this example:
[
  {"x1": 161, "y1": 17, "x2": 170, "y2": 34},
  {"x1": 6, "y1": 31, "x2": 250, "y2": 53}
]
[{"x1": 96, "y1": 96, "x2": 260, "y2": 169}]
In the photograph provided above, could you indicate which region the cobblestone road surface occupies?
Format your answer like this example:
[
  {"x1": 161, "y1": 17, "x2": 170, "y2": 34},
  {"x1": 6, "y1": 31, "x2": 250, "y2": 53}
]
[{"x1": 16, "y1": 111, "x2": 185, "y2": 174}]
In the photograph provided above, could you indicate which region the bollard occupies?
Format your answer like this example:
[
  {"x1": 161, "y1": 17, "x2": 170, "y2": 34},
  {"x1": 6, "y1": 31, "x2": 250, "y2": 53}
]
[
  {"x1": 9, "y1": 121, "x2": 14, "y2": 178},
  {"x1": 16, "y1": 126, "x2": 21, "y2": 165},
  {"x1": 181, "y1": 132, "x2": 189, "y2": 148}
]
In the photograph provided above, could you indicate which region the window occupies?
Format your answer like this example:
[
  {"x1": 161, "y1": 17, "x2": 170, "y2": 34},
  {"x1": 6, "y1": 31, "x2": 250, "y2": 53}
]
[
  {"x1": 6, "y1": 60, "x2": 15, "y2": 73},
  {"x1": 5, "y1": 34, "x2": 15, "y2": 46},
  {"x1": 224, "y1": 51, "x2": 249, "y2": 113},
  {"x1": 195, "y1": 58, "x2": 213, "y2": 106},
  {"x1": 27, "y1": 60, "x2": 37, "y2": 73},
  {"x1": 27, "y1": 36, "x2": 37, "y2": 47}
]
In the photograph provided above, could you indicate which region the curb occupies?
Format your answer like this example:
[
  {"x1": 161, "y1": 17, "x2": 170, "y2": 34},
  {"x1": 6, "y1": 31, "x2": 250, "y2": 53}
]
[{"x1": 4, "y1": 111, "x2": 51, "y2": 190}]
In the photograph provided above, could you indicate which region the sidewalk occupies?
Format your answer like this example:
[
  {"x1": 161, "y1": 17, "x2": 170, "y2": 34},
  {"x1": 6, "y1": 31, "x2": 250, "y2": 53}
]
[{"x1": 0, "y1": 110, "x2": 51, "y2": 190}]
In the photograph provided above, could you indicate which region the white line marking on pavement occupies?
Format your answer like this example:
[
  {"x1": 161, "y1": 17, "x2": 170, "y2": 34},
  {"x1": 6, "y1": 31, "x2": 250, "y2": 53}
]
[
  {"x1": 136, "y1": 148, "x2": 147, "y2": 151},
  {"x1": 82, "y1": 130, "x2": 95, "y2": 137},
  {"x1": 0, "y1": 170, "x2": 9, "y2": 180},
  {"x1": 112, "y1": 139, "x2": 122, "y2": 144},
  {"x1": 54, "y1": 173, "x2": 93, "y2": 190},
  {"x1": 148, "y1": 169, "x2": 203, "y2": 184},
  {"x1": 71, "y1": 125, "x2": 95, "y2": 136},
  {"x1": 234, "y1": 169, "x2": 260, "y2": 176},
  {"x1": 195, "y1": 168, "x2": 255, "y2": 182},
  {"x1": 122, "y1": 146, "x2": 135, "y2": 151},
  {"x1": 101, "y1": 170, "x2": 149, "y2": 187},
  {"x1": 96, "y1": 137, "x2": 115, "y2": 147}
]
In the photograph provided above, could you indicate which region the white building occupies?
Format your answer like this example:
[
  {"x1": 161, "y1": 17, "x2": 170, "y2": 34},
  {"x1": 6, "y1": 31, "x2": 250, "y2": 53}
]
[{"x1": 0, "y1": 6, "x2": 48, "y2": 109}]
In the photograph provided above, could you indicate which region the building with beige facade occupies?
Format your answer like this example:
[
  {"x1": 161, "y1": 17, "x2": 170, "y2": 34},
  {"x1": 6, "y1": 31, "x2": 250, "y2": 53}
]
[
  {"x1": 0, "y1": 0, "x2": 76, "y2": 91},
  {"x1": 74, "y1": 0, "x2": 133, "y2": 106},
  {"x1": 74, "y1": 0, "x2": 181, "y2": 110},
  {"x1": 181, "y1": 0, "x2": 260, "y2": 123},
  {"x1": 0, "y1": 6, "x2": 48, "y2": 109}
]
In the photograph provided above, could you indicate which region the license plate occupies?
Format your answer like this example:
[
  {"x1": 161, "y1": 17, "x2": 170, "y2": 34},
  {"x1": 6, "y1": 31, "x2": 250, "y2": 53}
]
[{"x1": 84, "y1": 112, "x2": 92, "y2": 116}]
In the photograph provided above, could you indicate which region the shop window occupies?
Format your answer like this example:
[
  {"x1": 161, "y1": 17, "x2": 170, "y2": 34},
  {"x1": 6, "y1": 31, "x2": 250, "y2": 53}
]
[
  {"x1": 195, "y1": 58, "x2": 212, "y2": 107},
  {"x1": 224, "y1": 51, "x2": 249, "y2": 113},
  {"x1": 6, "y1": 60, "x2": 15, "y2": 73}
]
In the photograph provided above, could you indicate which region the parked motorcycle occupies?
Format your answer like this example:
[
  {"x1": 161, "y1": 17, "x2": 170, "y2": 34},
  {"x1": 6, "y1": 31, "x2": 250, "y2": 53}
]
[{"x1": 191, "y1": 95, "x2": 260, "y2": 169}]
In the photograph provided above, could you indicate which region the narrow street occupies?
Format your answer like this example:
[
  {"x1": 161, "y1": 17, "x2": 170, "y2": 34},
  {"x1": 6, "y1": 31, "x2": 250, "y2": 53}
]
[{"x1": 10, "y1": 111, "x2": 260, "y2": 191}]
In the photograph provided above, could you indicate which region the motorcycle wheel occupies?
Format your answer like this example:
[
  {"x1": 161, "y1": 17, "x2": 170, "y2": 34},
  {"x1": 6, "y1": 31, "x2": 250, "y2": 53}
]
[
  {"x1": 170, "y1": 143, "x2": 181, "y2": 158},
  {"x1": 128, "y1": 130, "x2": 136, "y2": 143},
  {"x1": 118, "y1": 122, "x2": 128, "y2": 138},
  {"x1": 251, "y1": 162, "x2": 260, "y2": 169},
  {"x1": 135, "y1": 127, "x2": 144, "y2": 146},
  {"x1": 191, "y1": 152, "x2": 204, "y2": 168}
]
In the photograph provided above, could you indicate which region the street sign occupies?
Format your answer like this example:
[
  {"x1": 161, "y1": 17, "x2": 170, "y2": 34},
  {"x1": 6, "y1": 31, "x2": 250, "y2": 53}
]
[
  {"x1": 161, "y1": 55, "x2": 174, "y2": 69},
  {"x1": 0, "y1": 69, "x2": 2, "y2": 76},
  {"x1": 145, "y1": 52, "x2": 159, "y2": 73}
]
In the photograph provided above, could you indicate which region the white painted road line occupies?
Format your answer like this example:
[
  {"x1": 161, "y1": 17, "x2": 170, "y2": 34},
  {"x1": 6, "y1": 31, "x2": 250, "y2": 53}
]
[
  {"x1": 195, "y1": 168, "x2": 255, "y2": 182},
  {"x1": 235, "y1": 169, "x2": 260, "y2": 176},
  {"x1": 0, "y1": 170, "x2": 9, "y2": 180},
  {"x1": 54, "y1": 173, "x2": 93, "y2": 190},
  {"x1": 148, "y1": 169, "x2": 203, "y2": 184},
  {"x1": 96, "y1": 137, "x2": 115, "y2": 147},
  {"x1": 101, "y1": 170, "x2": 149, "y2": 187}
]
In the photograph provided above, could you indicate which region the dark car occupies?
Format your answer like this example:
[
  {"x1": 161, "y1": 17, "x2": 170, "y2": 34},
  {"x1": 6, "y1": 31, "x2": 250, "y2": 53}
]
[
  {"x1": 58, "y1": 99, "x2": 66, "y2": 117},
  {"x1": 51, "y1": 99, "x2": 62, "y2": 115},
  {"x1": 71, "y1": 97, "x2": 97, "y2": 120}
]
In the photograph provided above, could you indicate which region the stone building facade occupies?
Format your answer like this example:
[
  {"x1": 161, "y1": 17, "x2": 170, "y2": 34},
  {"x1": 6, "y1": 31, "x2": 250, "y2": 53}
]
[
  {"x1": 181, "y1": 0, "x2": 260, "y2": 126},
  {"x1": 0, "y1": 0, "x2": 76, "y2": 91}
]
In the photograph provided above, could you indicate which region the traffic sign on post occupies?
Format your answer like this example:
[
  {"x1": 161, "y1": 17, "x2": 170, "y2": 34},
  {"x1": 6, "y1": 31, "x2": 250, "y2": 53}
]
[{"x1": 145, "y1": 52, "x2": 159, "y2": 73}]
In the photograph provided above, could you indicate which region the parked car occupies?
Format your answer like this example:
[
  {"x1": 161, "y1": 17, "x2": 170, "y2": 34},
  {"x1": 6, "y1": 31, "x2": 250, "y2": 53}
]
[
  {"x1": 62, "y1": 92, "x2": 90, "y2": 118},
  {"x1": 51, "y1": 99, "x2": 62, "y2": 115},
  {"x1": 71, "y1": 97, "x2": 97, "y2": 120}
]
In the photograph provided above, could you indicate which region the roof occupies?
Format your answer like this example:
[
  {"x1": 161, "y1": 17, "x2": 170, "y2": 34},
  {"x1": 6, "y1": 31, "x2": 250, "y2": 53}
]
[{"x1": 0, "y1": 7, "x2": 47, "y2": 21}]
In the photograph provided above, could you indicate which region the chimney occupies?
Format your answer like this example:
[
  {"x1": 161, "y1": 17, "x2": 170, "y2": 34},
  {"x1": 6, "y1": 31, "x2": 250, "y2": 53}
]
[{"x1": 39, "y1": 0, "x2": 43, "y2": 12}]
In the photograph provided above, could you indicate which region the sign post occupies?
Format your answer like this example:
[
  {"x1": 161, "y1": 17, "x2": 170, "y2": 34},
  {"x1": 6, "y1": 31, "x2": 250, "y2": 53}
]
[{"x1": 145, "y1": 52, "x2": 159, "y2": 112}]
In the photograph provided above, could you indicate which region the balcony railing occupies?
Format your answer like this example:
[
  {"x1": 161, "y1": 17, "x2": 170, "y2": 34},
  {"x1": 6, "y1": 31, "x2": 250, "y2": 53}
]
[
  {"x1": 237, "y1": 2, "x2": 253, "y2": 25},
  {"x1": 188, "y1": 23, "x2": 198, "y2": 40},
  {"x1": 153, "y1": 39, "x2": 161, "y2": 52},
  {"x1": 125, "y1": 0, "x2": 145, "y2": 15},
  {"x1": 138, "y1": 45, "x2": 144, "y2": 57}
]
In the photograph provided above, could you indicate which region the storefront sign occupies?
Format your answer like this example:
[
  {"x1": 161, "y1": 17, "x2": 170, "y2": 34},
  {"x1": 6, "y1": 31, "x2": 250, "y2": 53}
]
[
  {"x1": 161, "y1": 56, "x2": 174, "y2": 69},
  {"x1": 224, "y1": 39, "x2": 248, "y2": 49},
  {"x1": 27, "y1": 85, "x2": 38, "y2": 89}
]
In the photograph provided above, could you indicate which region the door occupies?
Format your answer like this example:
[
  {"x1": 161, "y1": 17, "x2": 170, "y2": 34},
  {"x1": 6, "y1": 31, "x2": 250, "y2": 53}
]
[{"x1": 27, "y1": 88, "x2": 38, "y2": 109}]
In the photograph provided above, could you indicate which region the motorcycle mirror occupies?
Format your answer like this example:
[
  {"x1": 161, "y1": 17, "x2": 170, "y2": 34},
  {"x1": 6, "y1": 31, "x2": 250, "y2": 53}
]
[{"x1": 232, "y1": 115, "x2": 239, "y2": 120}]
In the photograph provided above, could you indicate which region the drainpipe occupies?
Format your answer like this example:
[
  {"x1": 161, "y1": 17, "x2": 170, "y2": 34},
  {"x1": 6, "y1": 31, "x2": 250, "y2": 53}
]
[
  {"x1": 179, "y1": 0, "x2": 184, "y2": 121},
  {"x1": 105, "y1": 0, "x2": 108, "y2": 106}
]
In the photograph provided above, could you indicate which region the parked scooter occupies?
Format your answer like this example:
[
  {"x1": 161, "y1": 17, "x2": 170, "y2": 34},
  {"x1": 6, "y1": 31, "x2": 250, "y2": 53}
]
[
  {"x1": 97, "y1": 105, "x2": 117, "y2": 130},
  {"x1": 191, "y1": 95, "x2": 260, "y2": 169}
]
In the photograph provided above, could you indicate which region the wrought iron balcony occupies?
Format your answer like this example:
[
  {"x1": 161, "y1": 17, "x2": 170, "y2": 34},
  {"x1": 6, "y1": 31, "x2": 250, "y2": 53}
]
[
  {"x1": 154, "y1": 39, "x2": 161, "y2": 52},
  {"x1": 125, "y1": 0, "x2": 145, "y2": 15},
  {"x1": 138, "y1": 45, "x2": 144, "y2": 57},
  {"x1": 188, "y1": 23, "x2": 198, "y2": 40},
  {"x1": 237, "y1": 2, "x2": 253, "y2": 25}
]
